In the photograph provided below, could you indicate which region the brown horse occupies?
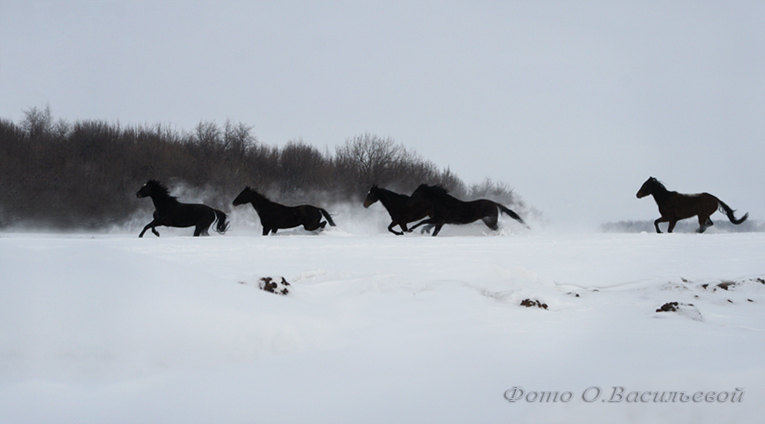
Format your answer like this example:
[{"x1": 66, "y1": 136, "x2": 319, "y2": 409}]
[{"x1": 636, "y1": 177, "x2": 748, "y2": 233}]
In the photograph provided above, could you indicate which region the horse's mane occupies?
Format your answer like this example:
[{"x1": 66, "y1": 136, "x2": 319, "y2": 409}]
[
  {"x1": 246, "y1": 186, "x2": 273, "y2": 203},
  {"x1": 417, "y1": 184, "x2": 450, "y2": 197},
  {"x1": 649, "y1": 177, "x2": 668, "y2": 192},
  {"x1": 147, "y1": 180, "x2": 178, "y2": 201},
  {"x1": 372, "y1": 185, "x2": 402, "y2": 195},
  {"x1": 370, "y1": 185, "x2": 411, "y2": 203}
]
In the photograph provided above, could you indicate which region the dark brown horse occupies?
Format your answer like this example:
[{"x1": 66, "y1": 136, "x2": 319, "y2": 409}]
[
  {"x1": 232, "y1": 187, "x2": 335, "y2": 235},
  {"x1": 636, "y1": 177, "x2": 748, "y2": 233},
  {"x1": 136, "y1": 180, "x2": 230, "y2": 237},
  {"x1": 408, "y1": 184, "x2": 527, "y2": 236},
  {"x1": 363, "y1": 185, "x2": 431, "y2": 235}
]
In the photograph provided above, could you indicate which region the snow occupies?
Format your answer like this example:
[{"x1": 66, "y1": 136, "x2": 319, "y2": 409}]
[{"x1": 1, "y1": 225, "x2": 764, "y2": 423}]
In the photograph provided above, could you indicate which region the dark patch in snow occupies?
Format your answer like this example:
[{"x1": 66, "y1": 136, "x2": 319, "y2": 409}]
[
  {"x1": 661, "y1": 276, "x2": 764, "y2": 314},
  {"x1": 655, "y1": 301, "x2": 703, "y2": 321},
  {"x1": 717, "y1": 281, "x2": 736, "y2": 291},
  {"x1": 656, "y1": 302, "x2": 680, "y2": 312},
  {"x1": 259, "y1": 277, "x2": 291, "y2": 295},
  {"x1": 520, "y1": 298, "x2": 548, "y2": 309}
]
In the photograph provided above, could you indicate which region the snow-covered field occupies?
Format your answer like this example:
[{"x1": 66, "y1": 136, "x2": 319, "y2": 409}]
[{"x1": 1, "y1": 222, "x2": 764, "y2": 423}]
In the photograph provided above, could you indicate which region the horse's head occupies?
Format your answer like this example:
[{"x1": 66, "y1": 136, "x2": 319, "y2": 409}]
[
  {"x1": 137, "y1": 180, "x2": 163, "y2": 198},
  {"x1": 363, "y1": 186, "x2": 380, "y2": 208},
  {"x1": 232, "y1": 187, "x2": 252, "y2": 206},
  {"x1": 636, "y1": 177, "x2": 659, "y2": 198},
  {"x1": 410, "y1": 184, "x2": 428, "y2": 199}
]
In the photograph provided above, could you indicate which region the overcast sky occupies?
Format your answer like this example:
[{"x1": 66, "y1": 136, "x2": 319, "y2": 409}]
[{"x1": 2, "y1": 0, "x2": 763, "y2": 228}]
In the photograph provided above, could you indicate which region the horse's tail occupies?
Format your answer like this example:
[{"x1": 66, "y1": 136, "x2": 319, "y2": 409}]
[
  {"x1": 496, "y1": 203, "x2": 529, "y2": 228},
  {"x1": 718, "y1": 200, "x2": 748, "y2": 225},
  {"x1": 213, "y1": 209, "x2": 230, "y2": 234},
  {"x1": 319, "y1": 208, "x2": 336, "y2": 226}
]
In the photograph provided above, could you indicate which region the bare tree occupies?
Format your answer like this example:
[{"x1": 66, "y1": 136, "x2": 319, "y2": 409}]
[
  {"x1": 278, "y1": 140, "x2": 330, "y2": 197},
  {"x1": 223, "y1": 120, "x2": 255, "y2": 156},
  {"x1": 20, "y1": 105, "x2": 53, "y2": 139},
  {"x1": 194, "y1": 121, "x2": 221, "y2": 146},
  {"x1": 335, "y1": 134, "x2": 408, "y2": 190},
  {"x1": 0, "y1": 108, "x2": 536, "y2": 229}
]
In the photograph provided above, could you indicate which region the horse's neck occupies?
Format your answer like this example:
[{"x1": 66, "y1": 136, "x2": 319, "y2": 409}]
[
  {"x1": 651, "y1": 186, "x2": 672, "y2": 203},
  {"x1": 249, "y1": 197, "x2": 273, "y2": 213},
  {"x1": 378, "y1": 190, "x2": 404, "y2": 207},
  {"x1": 150, "y1": 195, "x2": 177, "y2": 212}
]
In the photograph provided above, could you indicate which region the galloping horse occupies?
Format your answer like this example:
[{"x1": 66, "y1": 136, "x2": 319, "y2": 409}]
[
  {"x1": 232, "y1": 187, "x2": 336, "y2": 235},
  {"x1": 636, "y1": 177, "x2": 748, "y2": 233},
  {"x1": 363, "y1": 185, "x2": 431, "y2": 235},
  {"x1": 408, "y1": 184, "x2": 527, "y2": 236},
  {"x1": 136, "y1": 180, "x2": 229, "y2": 237}
]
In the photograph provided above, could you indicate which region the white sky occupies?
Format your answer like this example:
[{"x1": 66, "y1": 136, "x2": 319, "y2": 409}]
[{"x1": 2, "y1": 0, "x2": 763, "y2": 228}]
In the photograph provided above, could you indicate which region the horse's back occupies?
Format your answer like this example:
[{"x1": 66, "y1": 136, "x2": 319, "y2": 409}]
[
  {"x1": 665, "y1": 192, "x2": 718, "y2": 219},
  {"x1": 171, "y1": 202, "x2": 216, "y2": 226}
]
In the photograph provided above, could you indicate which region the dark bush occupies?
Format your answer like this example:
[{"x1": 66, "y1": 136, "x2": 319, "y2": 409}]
[{"x1": 0, "y1": 108, "x2": 531, "y2": 229}]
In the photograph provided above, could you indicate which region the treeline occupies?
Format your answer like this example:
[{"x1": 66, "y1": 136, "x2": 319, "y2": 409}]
[{"x1": 0, "y1": 107, "x2": 532, "y2": 229}]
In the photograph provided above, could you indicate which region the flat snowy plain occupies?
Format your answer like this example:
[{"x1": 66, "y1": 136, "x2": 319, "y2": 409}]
[{"x1": 1, "y1": 217, "x2": 764, "y2": 423}]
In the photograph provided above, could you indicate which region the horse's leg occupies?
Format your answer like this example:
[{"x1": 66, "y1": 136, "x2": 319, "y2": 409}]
[
  {"x1": 653, "y1": 217, "x2": 668, "y2": 233},
  {"x1": 399, "y1": 222, "x2": 410, "y2": 233},
  {"x1": 139, "y1": 223, "x2": 151, "y2": 238},
  {"x1": 388, "y1": 222, "x2": 404, "y2": 235},
  {"x1": 262, "y1": 226, "x2": 270, "y2": 236},
  {"x1": 431, "y1": 223, "x2": 444, "y2": 236},
  {"x1": 483, "y1": 216, "x2": 499, "y2": 231},
  {"x1": 271, "y1": 228, "x2": 278, "y2": 235},
  {"x1": 667, "y1": 220, "x2": 678, "y2": 233},
  {"x1": 196, "y1": 211, "x2": 214, "y2": 236},
  {"x1": 697, "y1": 215, "x2": 711, "y2": 233},
  {"x1": 139, "y1": 219, "x2": 160, "y2": 237},
  {"x1": 410, "y1": 218, "x2": 434, "y2": 231}
]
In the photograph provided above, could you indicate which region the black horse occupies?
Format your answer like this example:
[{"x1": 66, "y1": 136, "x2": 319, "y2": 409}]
[
  {"x1": 232, "y1": 187, "x2": 336, "y2": 235},
  {"x1": 363, "y1": 185, "x2": 432, "y2": 235},
  {"x1": 408, "y1": 184, "x2": 527, "y2": 236},
  {"x1": 136, "y1": 180, "x2": 230, "y2": 237},
  {"x1": 636, "y1": 177, "x2": 748, "y2": 233}
]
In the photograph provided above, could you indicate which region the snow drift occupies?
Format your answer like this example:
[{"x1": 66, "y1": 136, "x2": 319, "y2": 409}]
[{"x1": 1, "y1": 231, "x2": 763, "y2": 423}]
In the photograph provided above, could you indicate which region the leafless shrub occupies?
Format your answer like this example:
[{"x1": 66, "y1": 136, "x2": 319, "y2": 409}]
[{"x1": 0, "y1": 108, "x2": 533, "y2": 229}]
